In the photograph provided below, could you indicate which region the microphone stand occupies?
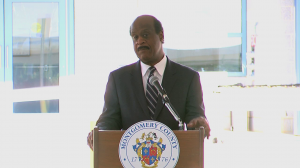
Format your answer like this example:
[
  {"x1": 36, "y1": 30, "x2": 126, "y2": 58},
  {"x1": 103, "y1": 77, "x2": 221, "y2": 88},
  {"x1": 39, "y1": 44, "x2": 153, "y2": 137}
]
[{"x1": 161, "y1": 90, "x2": 184, "y2": 130}]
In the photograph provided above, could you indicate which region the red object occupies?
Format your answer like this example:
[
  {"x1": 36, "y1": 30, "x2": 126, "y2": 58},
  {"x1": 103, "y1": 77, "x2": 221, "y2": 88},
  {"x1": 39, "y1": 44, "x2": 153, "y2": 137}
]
[{"x1": 251, "y1": 35, "x2": 256, "y2": 51}]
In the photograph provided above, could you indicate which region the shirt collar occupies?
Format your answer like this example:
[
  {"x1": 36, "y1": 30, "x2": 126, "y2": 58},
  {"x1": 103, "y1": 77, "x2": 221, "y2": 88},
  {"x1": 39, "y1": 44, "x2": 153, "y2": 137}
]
[{"x1": 140, "y1": 55, "x2": 167, "y2": 76}]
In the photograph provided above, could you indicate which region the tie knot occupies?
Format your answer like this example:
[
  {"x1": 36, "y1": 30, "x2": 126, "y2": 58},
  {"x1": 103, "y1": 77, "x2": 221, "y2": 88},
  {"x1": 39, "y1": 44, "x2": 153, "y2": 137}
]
[{"x1": 149, "y1": 66, "x2": 156, "y2": 75}]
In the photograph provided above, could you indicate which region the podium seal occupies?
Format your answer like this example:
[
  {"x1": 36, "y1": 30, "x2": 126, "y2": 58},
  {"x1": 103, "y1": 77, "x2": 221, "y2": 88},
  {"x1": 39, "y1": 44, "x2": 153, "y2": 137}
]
[{"x1": 119, "y1": 120, "x2": 180, "y2": 168}]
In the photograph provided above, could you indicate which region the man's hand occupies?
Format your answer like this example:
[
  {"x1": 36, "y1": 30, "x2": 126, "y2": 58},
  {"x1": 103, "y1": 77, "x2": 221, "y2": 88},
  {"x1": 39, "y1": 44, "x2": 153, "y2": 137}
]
[
  {"x1": 187, "y1": 117, "x2": 211, "y2": 139},
  {"x1": 87, "y1": 130, "x2": 94, "y2": 151}
]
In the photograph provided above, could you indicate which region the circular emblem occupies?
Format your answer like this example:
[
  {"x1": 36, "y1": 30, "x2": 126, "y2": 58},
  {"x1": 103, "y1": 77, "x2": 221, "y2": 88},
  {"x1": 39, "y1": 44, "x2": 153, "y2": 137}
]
[{"x1": 119, "y1": 120, "x2": 180, "y2": 168}]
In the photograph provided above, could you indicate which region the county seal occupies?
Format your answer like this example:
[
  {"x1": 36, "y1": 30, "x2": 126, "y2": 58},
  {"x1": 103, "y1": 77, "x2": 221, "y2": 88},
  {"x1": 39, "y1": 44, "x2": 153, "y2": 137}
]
[{"x1": 119, "y1": 120, "x2": 180, "y2": 168}]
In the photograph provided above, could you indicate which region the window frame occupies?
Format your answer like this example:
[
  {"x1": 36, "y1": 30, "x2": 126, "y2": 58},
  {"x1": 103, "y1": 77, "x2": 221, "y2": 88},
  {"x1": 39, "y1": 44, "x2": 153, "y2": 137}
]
[
  {"x1": 0, "y1": 1, "x2": 4, "y2": 82},
  {"x1": 3, "y1": 0, "x2": 75, "y2": 82},
  {"x1": 296, "y1": 0, "x2": 300, "y2": 83},
  {"x1": 228, "y1": 0, "x2": 247, "y2": 77}
]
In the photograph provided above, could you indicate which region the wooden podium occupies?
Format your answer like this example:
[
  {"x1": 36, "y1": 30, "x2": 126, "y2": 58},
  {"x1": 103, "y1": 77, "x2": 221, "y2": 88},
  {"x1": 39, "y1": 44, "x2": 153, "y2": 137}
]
[{"x1": 94, "y1": 127, "x2": 204, "y2": 168}]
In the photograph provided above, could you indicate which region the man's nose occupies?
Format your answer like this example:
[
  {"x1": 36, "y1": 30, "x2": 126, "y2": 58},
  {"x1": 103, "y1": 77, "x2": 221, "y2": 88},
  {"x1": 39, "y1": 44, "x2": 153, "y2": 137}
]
[{"x1": 136, "y1": 37, "x2": 145, "y2": 45}]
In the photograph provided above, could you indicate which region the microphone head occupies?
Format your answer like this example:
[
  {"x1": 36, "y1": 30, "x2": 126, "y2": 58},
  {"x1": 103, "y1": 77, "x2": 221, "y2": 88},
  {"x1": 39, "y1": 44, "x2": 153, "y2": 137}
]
[{"x1": 149, "y1": 76, "x2": 159, "y2": 86}]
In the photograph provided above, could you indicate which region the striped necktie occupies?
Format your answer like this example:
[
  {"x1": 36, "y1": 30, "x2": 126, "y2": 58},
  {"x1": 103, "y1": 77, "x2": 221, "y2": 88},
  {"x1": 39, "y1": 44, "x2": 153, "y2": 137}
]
[{"x1": 146, "y1": 66, "x2": 158, "y2": 119}]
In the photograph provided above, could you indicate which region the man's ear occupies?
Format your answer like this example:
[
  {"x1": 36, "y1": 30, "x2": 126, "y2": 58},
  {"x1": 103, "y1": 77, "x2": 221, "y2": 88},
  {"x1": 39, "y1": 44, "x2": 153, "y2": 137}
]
[{"x1": 159, "y1": 30, "x2": 164, "y2": 43}]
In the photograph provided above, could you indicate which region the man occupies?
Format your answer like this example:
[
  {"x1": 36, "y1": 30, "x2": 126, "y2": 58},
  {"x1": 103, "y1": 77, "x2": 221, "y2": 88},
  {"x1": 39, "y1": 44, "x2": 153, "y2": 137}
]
[{"x1": 87, "y1": 15, "x2": 210, "y2": 150}]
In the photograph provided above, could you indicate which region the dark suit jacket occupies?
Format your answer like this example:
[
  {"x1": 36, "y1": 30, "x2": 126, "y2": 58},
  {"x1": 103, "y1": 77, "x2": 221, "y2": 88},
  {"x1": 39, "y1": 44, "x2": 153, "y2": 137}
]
[{"x1": 96, "y1": 58, "x2": 205, "y2": 130}]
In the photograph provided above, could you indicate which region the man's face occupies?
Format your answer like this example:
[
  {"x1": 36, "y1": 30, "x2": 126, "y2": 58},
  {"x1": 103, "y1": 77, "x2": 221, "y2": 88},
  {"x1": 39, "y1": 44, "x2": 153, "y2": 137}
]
[{"x1": 130, "y1": 16, "x2": 164, "y2": 66}]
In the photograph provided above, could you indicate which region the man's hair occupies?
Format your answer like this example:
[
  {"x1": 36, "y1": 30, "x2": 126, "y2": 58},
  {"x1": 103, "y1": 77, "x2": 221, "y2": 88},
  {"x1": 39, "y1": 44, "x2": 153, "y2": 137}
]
[{"x1": 129, "y1": 15, "x2": 164, "y2": 43}]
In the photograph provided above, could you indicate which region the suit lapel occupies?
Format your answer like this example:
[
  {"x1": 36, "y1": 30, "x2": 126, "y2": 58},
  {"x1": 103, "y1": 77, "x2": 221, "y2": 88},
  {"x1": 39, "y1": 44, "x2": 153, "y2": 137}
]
[
  {"x1": 131, "y1": 61, "x2": 151, "y2": 118},
  {"x1": 154, "y1": 58, "x2": 178, "y2": 119}
]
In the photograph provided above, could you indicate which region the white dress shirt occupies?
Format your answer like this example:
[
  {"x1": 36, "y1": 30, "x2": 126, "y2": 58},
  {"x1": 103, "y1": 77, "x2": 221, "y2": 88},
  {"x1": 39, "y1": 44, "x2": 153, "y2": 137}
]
[{"x1": 140, "y1": 55, "x2": 167, "y2": 94}]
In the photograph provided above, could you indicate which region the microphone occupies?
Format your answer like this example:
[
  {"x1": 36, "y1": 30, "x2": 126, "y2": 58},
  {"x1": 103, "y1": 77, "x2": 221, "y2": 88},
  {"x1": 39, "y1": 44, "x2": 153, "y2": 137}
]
[
  {"x1": 149, "y1": 76, "x2": 183, "y2": 130},
  {"x1": 149, "y1": 76, "x2": 169, "y2": 102}
]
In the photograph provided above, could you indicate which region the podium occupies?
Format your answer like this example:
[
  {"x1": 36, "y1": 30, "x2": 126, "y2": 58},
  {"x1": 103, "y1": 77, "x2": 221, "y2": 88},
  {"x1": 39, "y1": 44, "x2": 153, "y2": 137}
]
[{"x1": 93, "y1": 127, "x2": 204, "y2": 168}]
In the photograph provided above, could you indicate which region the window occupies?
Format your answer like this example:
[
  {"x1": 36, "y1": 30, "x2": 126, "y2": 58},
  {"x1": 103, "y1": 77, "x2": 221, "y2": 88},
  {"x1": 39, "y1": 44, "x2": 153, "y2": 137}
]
[
  {"x1": 133, "y1": 0, "x2": 247, "y2": 76},
  {"x1": 163, "y1": 0, "x2": 247, "y2": 76}
]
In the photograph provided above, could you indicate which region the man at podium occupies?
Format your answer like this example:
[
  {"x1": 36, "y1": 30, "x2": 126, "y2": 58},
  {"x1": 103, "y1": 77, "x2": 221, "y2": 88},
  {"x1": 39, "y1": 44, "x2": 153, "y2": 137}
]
[{"x1": 87, "y1": 15, "x2": 210, "y2": 150}]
